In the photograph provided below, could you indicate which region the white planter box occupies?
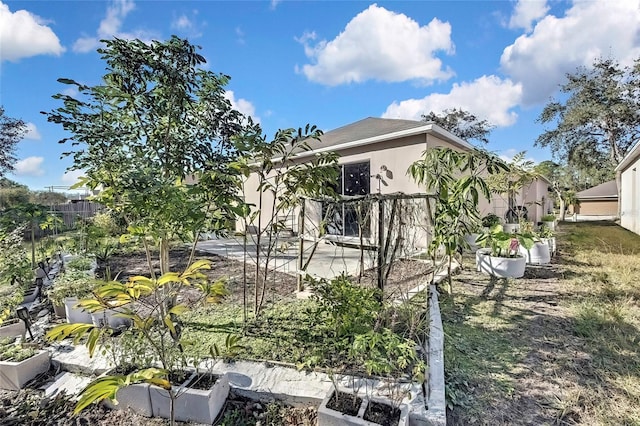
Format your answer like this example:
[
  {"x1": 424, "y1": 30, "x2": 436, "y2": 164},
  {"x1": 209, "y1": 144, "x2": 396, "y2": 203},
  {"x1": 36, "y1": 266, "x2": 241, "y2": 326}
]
[
  {"x1": 103, "y1": 381, "x2": 153, "y2": 417},
  {"x1": 318, "y1": 386, "x2": 408, "y2": 426},
  {"x1": 0, "y1": 321, "x2": 25, "y2": 338},
  {"x1": 0, "y1": 350, "x2": 50, "y2": 390},
  {"x1": 52, "y1": 302, "x2": 66, "y2": 319},
  {"x1": 503, "y1": 223, "x2": 520, "y2": 233},
  {"x1": 22, "y1": 285, "x2": 40, "y2": 303},
  {"x1": 476, "y1": 250, "x2": 526, "y2": 278},
  {"x1": 64, "y1": 297, "x2": 92, "y2": 324},
  {"x1": 150, "y1": 372, "x2": 230, "y2": 424},
  {"x1": 547, "y1": 237, "x2": 557, "y2": 257},
  {"x1": 91, "y1": 306, "x2": 131, "y2": 330},
  {"x1": 519, "y1": 241, "x2": 551, "y2": 265},
  {"x1": 318, "y1": 387, "x2": 366, "y2": 426},
  {"x1": 542, "y1": 220, "x2": 556, "y2": 231},
  {"x1": 463, "y1": 233, "x2": 481, "y2": 252}
]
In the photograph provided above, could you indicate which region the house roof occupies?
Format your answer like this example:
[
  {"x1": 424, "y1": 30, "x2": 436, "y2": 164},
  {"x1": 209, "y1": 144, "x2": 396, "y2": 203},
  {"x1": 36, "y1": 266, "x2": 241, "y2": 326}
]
[
  {"x1": 296, "y1": 117, "x2": 473, "y2": 158},
  {"x1": 577, "y1": 180, "x2": 618, "y2": 200},
  {"x1": 616, "y1": 140, "x2": 640, "y2": 172}
]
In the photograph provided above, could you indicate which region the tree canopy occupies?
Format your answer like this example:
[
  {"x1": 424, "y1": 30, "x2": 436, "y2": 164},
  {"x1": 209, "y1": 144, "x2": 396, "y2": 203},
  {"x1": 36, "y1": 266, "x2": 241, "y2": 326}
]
[
  {"x1": 0, "y1": 107, "x2": 27, "y2": 177},
  {"x1": 537, "y1": 57, "x2": 640, "y2": 176},
  {"x1": 422, "y1": 108, "x2": 495, "y2": 144},
  {"x1": 45, "y1": 36, "x2": 247, "y2": 274}
]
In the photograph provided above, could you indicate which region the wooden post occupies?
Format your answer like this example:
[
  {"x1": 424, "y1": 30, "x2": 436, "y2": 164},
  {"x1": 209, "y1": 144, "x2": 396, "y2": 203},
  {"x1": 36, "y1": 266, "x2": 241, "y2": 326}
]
[
  {"x1": 297, "y1": 198, "x2": 306, "y2": 292},
  {"x1": 377, "y1": 198, "x2": 385, "y2": 295}
]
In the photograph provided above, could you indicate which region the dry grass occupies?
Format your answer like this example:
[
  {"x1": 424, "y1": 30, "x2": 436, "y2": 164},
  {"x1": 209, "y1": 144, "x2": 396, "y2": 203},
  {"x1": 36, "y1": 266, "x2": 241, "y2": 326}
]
[{"x1": 442, "y1": 221, "x2": 640, "y2": 425}]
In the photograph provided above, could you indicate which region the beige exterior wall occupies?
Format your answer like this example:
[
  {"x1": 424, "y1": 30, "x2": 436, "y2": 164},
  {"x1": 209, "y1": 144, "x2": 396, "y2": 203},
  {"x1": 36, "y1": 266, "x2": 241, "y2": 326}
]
[
  {"x1": 575, "y1": 199, "x2": 618, "y2": 216},
  {"x1": 238, "y1": 132, "x2": 469, "y2": 251},
  {"x1": 620, "y1": 155, "x2": 640, "y2": 234},
  {"x1": 479, "y1": 179, "x2": 553, "y2": 225}
]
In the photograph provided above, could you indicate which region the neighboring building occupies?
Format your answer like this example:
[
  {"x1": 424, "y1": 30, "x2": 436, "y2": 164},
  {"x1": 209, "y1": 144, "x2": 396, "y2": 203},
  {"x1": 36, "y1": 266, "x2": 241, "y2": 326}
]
[
  {"x1": 574, "y1": 180, "x2": 618, "y2": 218},
  {"x1": 616, "y1": 141, "x2": 640, "y2": 234},
  {"x1": 241, "y1": 117, "x2": 552, "y2": 245}
]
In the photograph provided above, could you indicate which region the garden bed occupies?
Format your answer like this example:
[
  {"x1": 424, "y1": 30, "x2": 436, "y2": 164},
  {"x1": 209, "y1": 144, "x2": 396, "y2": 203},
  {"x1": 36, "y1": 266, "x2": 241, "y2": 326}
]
[{"x1": 0, "y1": 387, "x2": 316, "y2": 425}]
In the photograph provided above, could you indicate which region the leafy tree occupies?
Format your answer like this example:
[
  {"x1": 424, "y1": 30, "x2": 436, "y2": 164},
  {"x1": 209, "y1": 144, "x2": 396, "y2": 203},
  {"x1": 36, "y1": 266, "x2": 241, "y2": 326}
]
[
  {"x1": 45, "y1": 36, "x2": 246, "y2": 276},
  {"x1": 1, "y1": 203, "x2": 53, "y2": 267},
  {"x1": 422, "y1": 108, "x2": 495, "y2": 144},
  {"x1": 486, "y1": 152, "x2": 540, "y2": 223},
  {"x1": 537, "y1": 57, "x2": 640, "y2": 174},
  {"x1": 30, "y1": 190, "x2": 68, "y2": 205},
  {"x1": 0, "y1": 107, "x2": 27, "y2": 177},
  {"x1": 533, "y1": 160, "x2": 610, "y2": 220},
  {"x1": 0, "y1": 181, "x2": 30, "y2": 210},
  {"x1": 234, "y1": 124, "x2": 339, "y2": 317},
  {"x1": 409, "y1": 147, "x2": 508, "y2": 294},
  {"x1": 0, "y1": 225, "x2": 32, "y2": 324}
]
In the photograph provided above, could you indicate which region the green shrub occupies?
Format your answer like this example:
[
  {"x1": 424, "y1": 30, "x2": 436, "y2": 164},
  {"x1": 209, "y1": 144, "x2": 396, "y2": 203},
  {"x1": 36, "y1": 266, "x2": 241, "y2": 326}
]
[
  {"x1": 47, "y1": 271, "x2": 98, "y2": 305},
  {"x1": 66, "y1": 256, "x2": 94, "y2": 272},
  {"x1": 308, "y1": 274, "x2": 380, "y2": 338},
  {"x1": 481, "y1": 213, "x2": 501, "y2": 228},
  {"x1": 541, "y1": 214, "x2": 556, "y2": 222},
  {"x1": 0, "y1": 337, "x2": 36, "y2": 362}
]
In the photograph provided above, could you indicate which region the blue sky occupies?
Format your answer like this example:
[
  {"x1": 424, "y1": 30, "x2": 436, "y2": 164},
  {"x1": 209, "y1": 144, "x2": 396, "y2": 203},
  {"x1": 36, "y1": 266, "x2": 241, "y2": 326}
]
[{"x1": 1, "y1": 0, "x2": 639, "y2": 191}]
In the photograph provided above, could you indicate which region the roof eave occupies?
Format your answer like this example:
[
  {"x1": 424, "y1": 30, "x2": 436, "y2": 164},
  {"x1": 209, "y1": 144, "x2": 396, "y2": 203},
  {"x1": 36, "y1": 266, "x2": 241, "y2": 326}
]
[
  {"x1": 293, "y1": 122, "x2": 473, "y2": 160},
  {"x1": 615, "y1": 140, "x2": 640, "y2": 172}
]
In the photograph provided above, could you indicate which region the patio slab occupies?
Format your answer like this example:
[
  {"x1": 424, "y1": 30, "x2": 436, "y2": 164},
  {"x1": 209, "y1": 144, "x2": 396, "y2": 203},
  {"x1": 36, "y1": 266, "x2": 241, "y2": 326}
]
[{"x1": 196, "y1": 236, "x2": 377, "y2": 280}]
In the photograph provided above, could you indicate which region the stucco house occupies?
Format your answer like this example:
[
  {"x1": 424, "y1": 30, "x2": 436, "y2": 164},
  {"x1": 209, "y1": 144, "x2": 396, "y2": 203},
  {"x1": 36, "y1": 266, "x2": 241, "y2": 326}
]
[
  {"x1": 616, "y1": 141, "x2": 640, "y2": 234},
  {"x1": 574, "y1": 180, "x2": 618, "y2": 218},
  {"x1": 241, "y1": 117, "x2": 552, "y2": 245}
]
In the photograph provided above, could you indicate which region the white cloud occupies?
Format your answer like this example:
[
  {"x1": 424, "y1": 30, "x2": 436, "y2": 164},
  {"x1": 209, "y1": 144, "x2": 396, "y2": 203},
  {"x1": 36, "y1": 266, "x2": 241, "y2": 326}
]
[
  {"x1": 501, "y1": 0, "x2": 640, "y2": 105},
  {"x1": 0, "y1": 1, "x2": 64, "y2": 62},
  {"x1": 235, "y1": 27, "x2": 245, "y2": 45},
  {"x1": 62, "y1": 87, "x2": 78, "y2": 97},
  {"x1": 224, "y1": 91, "x2": 260, "y2": 124},
  {"x1": 171, "y1": 11, "x2": 203, "y2": 38},
  {"x1": 61, "y1": 169, "x2": 85, "y2": 186},
  {"x1": 297, "y1": 4, "x2": 454, "y2": 86},
  {"x1": 14, "y1": 156, "x2": 44, "y2": 176},
  {"x1": 172, "y1": 14, "x2": 192, "y2": 30},
  {"x1": 24, "y1": 123, "x2": 41, "y2": 140},
  {"x1": 382, "y1": 75, "x2": 523, "y2": 127},
  {"x1": 270, "y1": 0, "x2": 281, "y2": 10},
  {"x1": 508, "y1": 0, "x2": 549, "y2": 32},
  {"x1": 73, "y1": 0, "x2": 156, "y2": 53}
]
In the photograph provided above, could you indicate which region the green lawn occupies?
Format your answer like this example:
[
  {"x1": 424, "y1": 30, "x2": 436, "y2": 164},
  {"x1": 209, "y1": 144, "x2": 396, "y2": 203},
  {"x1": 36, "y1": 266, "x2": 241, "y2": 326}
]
[{"x1": 442, "y1": 221, "x2": 640, "y2": 425}]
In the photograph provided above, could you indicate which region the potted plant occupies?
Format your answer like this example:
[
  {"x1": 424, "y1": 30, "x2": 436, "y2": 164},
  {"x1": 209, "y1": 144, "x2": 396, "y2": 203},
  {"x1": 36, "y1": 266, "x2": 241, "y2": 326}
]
[
  {"x1": 47, "y1": 270, "x2": 98, "y2": 323},
  {"x1": 47, "y1": 260, "x2": 230, "y2": 426},
  {"x1": 538, "y1": 224, "x2": 556, "y2": 257},
  {"x1": 0, "y1": 337, "x2": 50, "y2": 390},
  {"x1": 475, "y1": 224, "x2": 534, "y2": 278},
  {"x1": 409, "y1": 147, "x2": 509, "y2": 293},
  {"x1": 465, "y1": 213, "x2": 501, "y2": 252},
  {"x1": 517, "y1": 221, "x2": 550, "y2": 265},
  {"x1": 318, "y1": 329, "x2": 420, "y2": 426},
  {"x1": 541, "y1": 214, "x2": 557, "y2": 231},
  {"x1": 0, "y1": 287, "x2": 27, "y2": 338},
  {"x1": 481, "y1": 213, "x2": 501, "y2": 230},
  {"x1": 149, "y1": 369, "x2": 230, "y2": 425}
]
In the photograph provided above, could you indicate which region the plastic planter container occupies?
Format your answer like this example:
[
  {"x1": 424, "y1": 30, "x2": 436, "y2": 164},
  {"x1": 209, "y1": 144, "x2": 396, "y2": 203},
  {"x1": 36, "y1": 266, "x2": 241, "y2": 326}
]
[
  {"x1": 0, "y1": 350, "x2": 50, "y2": 390},
  {"x1": 150, "y1": 372, "x2": 230, "y2": 424},
  {"x1": 476, "y1": 250, "x2": 526, "y2": 278}
]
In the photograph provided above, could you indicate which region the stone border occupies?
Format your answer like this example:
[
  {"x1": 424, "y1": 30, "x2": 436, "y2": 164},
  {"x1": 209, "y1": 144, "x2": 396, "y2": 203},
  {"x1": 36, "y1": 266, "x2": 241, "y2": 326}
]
[{"x1": 404, "y1": 261, "x2": 454, "y2": 426}]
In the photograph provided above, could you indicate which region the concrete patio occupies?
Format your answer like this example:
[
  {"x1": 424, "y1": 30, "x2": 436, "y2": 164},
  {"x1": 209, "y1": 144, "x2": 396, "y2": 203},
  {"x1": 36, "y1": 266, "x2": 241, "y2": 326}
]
[{"x1": 196, "y1": 235, "x2": 378, "y2": 280}]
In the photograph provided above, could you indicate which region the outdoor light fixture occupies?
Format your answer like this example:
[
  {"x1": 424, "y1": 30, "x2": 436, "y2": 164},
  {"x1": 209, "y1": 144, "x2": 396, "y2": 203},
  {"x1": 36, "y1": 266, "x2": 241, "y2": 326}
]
[{"x1": 16, "y1": 306, "x2": 34, "y2": 340}]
